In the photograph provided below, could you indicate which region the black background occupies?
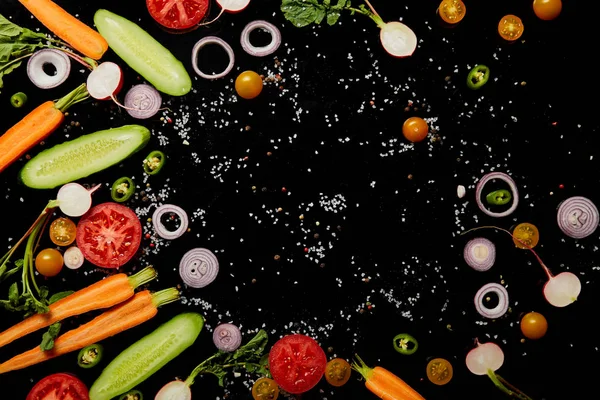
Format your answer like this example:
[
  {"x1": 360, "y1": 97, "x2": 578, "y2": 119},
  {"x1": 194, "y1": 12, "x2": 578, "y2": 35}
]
[{"x1": 0, "y1": 0, "x2": 597, "y2": 399}]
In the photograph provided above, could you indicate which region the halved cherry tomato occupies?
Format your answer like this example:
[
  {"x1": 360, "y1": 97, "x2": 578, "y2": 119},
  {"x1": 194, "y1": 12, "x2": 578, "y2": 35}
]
[
  {"x1": 512, "y1": 222, "x2": 539, "y2": 249},
  {"x1": 533, "y1": 0, "x2": 562, "y2": 21},
  {"x1": 324, "y1": 358, "x2": 351, "y2": 387},
  {"x1": 438, "y1": 0, "x2": 466, "y2": 24},
  {"x1": 49, "y1": 217, "x2": 77, "y2": 246},
  {"x1": 426, "y1": 358, "x2": 453, "y2": 385},
  {"x1": 268, "y1": 334, "x2": 327, "y2": 394},
  {"x1": 235, "y1": 71, "x2": 263, "y2": 100},
  {"x1": 146, "y1": 0, "x2": 210, "y2": 30},
  {"x1": 520, "y1": 311, "x2": 548, "y2": 339},
  {"x1": 402, "y1": 117, "x2": 429, "y2": 143},
  {"x1": 76, "y1": 203, "x2": 142, "y2": 269},
  {"x1": 35, "y1": 248, "x2": 63, "y2": 277},
  {"x1": 498, "y1": 15, "x2": 524, "y2": 41},
  {"x1": 26, "y1": 373, "x2": 89, "y2": 400},
  {"x1": 251, "y1": 377, "x2": 279, "y2": 400}
]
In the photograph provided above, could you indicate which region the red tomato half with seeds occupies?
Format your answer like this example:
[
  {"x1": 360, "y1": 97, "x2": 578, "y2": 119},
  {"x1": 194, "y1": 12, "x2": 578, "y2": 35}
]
[
  {"x1": 76, "y1": 202, "x2": 142, "y2": 269},
  {"x1": 26, "y1": 373, "x2": 89, "y2": 400},
  {"x1": 146, "y1": 0, "x2": 210, "y2": 30},
  {"x1": 268, "y1": 334, "x2": 327, "y2": 394}
]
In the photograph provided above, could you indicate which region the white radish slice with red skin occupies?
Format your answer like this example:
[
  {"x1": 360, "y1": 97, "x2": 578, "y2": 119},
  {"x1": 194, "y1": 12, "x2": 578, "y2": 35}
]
[
  {"x1": 466, "y1": 342, "x2": 504, "y2": 376},
  {"x1": 543, "y1": 271, "x2": 582, "y2": 307},
  {"x1": 155, "y1": 380, "x2": 192, "y2": 400},
  {"x1": 380, "y1": 21, "x2": 417, "y2": 58},
  {"x1": 56, "y1": 183, "x2": 100, "y2": 217},
  {"x1": 217, "y1": 0, "x2": 250, "y2": 12},
  {"x1": 87, "y1": 62, "x2": 124, "y2": 100},
  {"x1": 64, "y1": 246, "x2": 85, "y2": 270}
]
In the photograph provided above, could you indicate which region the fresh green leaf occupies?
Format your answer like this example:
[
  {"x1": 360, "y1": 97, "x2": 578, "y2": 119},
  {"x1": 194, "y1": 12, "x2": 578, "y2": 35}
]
[
  {"x1": 14, "y1": 259, "x2": 24, "y2": 268},
  {"x1": 39, "y1": 286, "x2": 49, "y2": 302},
  {"x1": 0, "y1": 14, "x2": 23, "y2": 38},
  {"x1": 48, "y1": 322, "x2": 61, "y2": 337},
  {"x1": 281, "y1": 0, "x2": 326, "y2": 27},
  {"x1": 49, "y1": 291, "x2": 74, "y2": 304},
  {"x1": 8, "y1": 282, "x2": 19, "y2": 305},
  {"x1": 40, "y1": 322, "x2": 61, "y2": 351}
]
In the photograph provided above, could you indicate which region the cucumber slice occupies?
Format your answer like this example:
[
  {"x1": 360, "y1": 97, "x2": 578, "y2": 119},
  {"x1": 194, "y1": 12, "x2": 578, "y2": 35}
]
[
  {"x1": 94, "y1": 9, "x2": 192, "y2": 97},
  {"x1": 19, "y1": 125, "x2": 150, "y2": 189},
  {"x1": 90, "y1": 312, "x2": 203, "y2": 400}
]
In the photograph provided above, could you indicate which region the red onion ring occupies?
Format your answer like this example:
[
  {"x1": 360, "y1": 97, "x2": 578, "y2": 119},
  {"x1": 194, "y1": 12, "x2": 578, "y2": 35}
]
[
  {"x1": 474, "y1": 283, "x2": 509, "y2": 319},
  {"x1": 463, "y1": 238, "x2": 496, "y2": 271},
  {"x1": 152, "y1": 204, "x2": 189, "y2": 240},
  {"x1": 124, "y1": 84, "x2": 162, "y2": 119},
  {"x1": 240, "y1": 20, "x2": 282, "y2": 57},
  {"x1": 475, "y1": 172, "x2": 519, "y2": 218},
  {"x1": 191, "y1": 36, "x2": 235, "y2": 80},
  {"x1": 556, "y1": 196, "x2": 599, "y2": 239},
  {"x1": 27, "y1": 49, "x2": 71, "y2": 89},
  {"x1": 179, "y1": 248, "x2": 219, "y2": 288},
  {"x1": 213, "y1": 323, "x2": 242, "y2": 352}
]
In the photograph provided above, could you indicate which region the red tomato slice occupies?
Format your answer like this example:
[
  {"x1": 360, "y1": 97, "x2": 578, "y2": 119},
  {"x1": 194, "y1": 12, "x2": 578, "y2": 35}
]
[
  {"x1": 146, "y1": 0, "x2": 210, "y2": 30},
  {"x1": 26, "y1": 373, "x2": 89, "y2": 400},
  {"x1": 76, "y1": 202, "x2": 142, "y2": 269},
  {"x1": 268, "y1": 334, "x2": 327, "y2": 394}
]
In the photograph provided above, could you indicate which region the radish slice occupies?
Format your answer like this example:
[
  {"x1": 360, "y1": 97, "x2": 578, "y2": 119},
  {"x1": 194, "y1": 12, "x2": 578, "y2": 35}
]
[
  {"x1": 217, "y1": 0, "x2": 250, "y2": 12},
  {"x1": 465, "y1": 342, "x2": 504, "y2": 376},
  {"x1": 543, "y1": 271, "x2": 581, "y2": 307},
  {"x1": 56, "y1": 183, "x2": 97, "y2": 217},
  {"x1": 380, "y1": 21, "x2": 417, "y2": 58},
  {"x1": 27, "y1": 49, "x2": 71, "y2": 89},
  {"x1": 64, "y1": 246, "x2": 84, "y2": 270},
  {"x1": 155, "y1": 380, "x2": 192, "y2": 400},
  {"x1": 87, "y1": 62, "x2": 124, "y2": 100}
]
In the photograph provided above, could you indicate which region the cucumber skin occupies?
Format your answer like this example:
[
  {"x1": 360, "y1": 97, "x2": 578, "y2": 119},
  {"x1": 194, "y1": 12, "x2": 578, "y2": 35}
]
[
  {"x1": 19, "y1": 125, "x2": 150, "y2": 189},
  {"x1": 94, "y1": 9, "x2": 192, "y2": 97},
  {"x1": 89, "y1": 312, "x2": 204, "y2": 400}
]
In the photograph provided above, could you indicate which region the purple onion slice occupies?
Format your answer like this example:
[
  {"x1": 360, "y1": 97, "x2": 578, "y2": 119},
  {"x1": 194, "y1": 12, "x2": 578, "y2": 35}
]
[
  {"x1": 240, "y1": 20, "x2": 282, "y2": 57},
  {"x1": 213, "y1": 323, "x2": 242, "y2": 352},
  {"x1": 27, "y1": 49, "x2": 71, "y2": 89},
  {"x1": 179, "y1": 248, "x2": 219, "y2": 288},
  {"x1": 475, "y1": 172, "x2": 519, "y2": 218},
  {"x1": 191, "y1": 36, "x2": 235, "y2": 80},
  {"x1": 474, "y1": 283, "x2": 509, "y2": 319},
  {"x1": 152, "y1": 204, "x2": 189, "y2": 240},
  {"x1": 124, "y1": 84, "x2": 162, "y2": 119},
  {"x1": 463, "y1": 238, "x2": 496, "y2": 271},
  {"x1": 556, "y1": 196, "x2": 599, "y2": 239}
]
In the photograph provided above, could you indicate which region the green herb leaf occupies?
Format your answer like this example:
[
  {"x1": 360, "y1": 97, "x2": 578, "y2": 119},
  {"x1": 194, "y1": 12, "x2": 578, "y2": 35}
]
[
  {"x1": 14, "y1": 259, "x2": 24, "y2": 268},
  {"x1": 281, "y1": 0, "x2": 327, "y2": 27},
  {"x1": 49, "y1": 291, "x2": 74, "y2": 304},
  {"x1": 40, "y1": 322, "x2": 61, "y2": 351},
  {"x1": 8, "y1": 282, "x2": 19, "y2": 305},
  {"x1": 0, "y1": 14, "x2": 23, "y2": 38},
  {"x1": 39, "y1": 286, "x2": 49, "y2": 302}
]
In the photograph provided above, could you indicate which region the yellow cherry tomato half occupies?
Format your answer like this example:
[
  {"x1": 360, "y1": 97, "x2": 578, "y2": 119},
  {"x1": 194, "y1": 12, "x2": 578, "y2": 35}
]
[
  {"x1": 512, "y1": 222, "x2": 539, "y2": 249},
  {"x1": 520, "y1": 311, "x2": 548, "y2": 339},
  {"x1": 251, "y1": 377, "x2": 279, "y2": 400},
  {"x1": 49, "y1": 217, "x2": 77, "y2": 246},
  {"x1": 426, "y1": 358, "x2": 453, "y2": 386},
  {"x1": 325, "y1": 358, "x2": 352, "y2": 387},
  {"x1": 402, "y1": 117, "x2": 429, "y2": 143},
  {"x1": 533, "y1": 0, "x2": 562, "y2": 21},
  {"x1": 35, "y1": 248, "x2": 63, "y2": 277},
  {"x1": 498, "y1": 15, "x2": 524, "y2": 41},
  {"x1": 235, "y1": 71, "x2": 263, "y2": 100},
  {"x1": 438, "y1": 0, "x2": 466, "y2": 24}
]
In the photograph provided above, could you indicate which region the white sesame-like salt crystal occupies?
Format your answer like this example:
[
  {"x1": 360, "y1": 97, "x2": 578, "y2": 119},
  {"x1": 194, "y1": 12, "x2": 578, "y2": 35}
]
[{"x1": 457, "y1": 185, "x2": 466, "y2": 198}]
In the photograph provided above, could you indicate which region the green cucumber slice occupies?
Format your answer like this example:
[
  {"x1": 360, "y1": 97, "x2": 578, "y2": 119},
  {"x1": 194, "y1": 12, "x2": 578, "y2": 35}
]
[
  {"x1": 94, "y1": 9, "x2": 192, "y2": 97},
  {"x1": 90, "y1": 312, "x2": 203, "y2": 400},
  {"x1": 19, "y1": 125, "x2": 150, "y2": 189}
]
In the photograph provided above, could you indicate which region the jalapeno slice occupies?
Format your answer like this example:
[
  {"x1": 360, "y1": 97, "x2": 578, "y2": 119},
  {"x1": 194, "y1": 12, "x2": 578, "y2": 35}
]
[
  {"x1": 77, "y1": 343, "x2": 103, "y2": 368},
  {"x1": 111, "y1": 177, "x2": 135, "y2": 203},
  {"x1": 393, "y1": 333, "x2": 418, "y2": 355},
  {"x1": 143, "y1": 150, "x2": 166, "y2": 175},
  {"x1": 119, "y1": 390, "x2": 143, "y2": 400},
  {"x1": 467, "y1": 65, "x2": 490, "y2": 90},
  {"x1": 486, "y1": 189, "x2": 512, "y2": 206},
  {"x1": 10, "y1": 92, "x2": 28, "y2": 108}
]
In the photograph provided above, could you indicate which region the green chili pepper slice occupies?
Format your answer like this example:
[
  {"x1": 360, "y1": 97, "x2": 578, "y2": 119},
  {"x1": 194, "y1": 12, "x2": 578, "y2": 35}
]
[
  {"x1": 393, "y1": 333, "x2": 418, "y2": 355},
  {"x1": 467, "y1": 65, "x2": 490, "y2": 90},
  {"x1": 119, "y1": 390, "x2": 143, "y2": 400},
  {"x1": 10, "y1": 92, "x2": 28, "y2": 108},
  {"x1": 143, "y1": 150, "x2": 166, "y2": 175},
  {"x1": 77, "y1": 343, "x2": 103, "y2": 368},
  {"x1": 111, "y1": 177, "x2": 135, "y2": 203},
  {"x1": 486, "y1": 189, "x2": 512, "y2": 206}
]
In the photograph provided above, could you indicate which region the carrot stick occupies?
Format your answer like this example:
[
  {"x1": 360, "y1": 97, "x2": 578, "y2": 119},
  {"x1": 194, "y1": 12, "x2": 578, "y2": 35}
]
[
  {"x1": 0, "y1": 266, "x2": 157, "y2": 349},
  {"x1": 0, "y1": 83, "x2": 89, "y2": 174},
  {"x1": 352, "y1": 355, "x2": 425, "y2": 400},
  {"x1": 18, "y1": 0, "x2": 108, "y2": 60},
  {"x1": 0, "y1": 288, "x2": 179, "y2": 374}
]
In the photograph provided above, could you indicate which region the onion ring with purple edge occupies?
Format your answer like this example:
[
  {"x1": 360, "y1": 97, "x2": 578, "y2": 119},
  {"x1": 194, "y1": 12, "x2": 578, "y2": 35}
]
[
  {"x1": 463, "y1": 238, "x2": 495, "y2": 271},
  {"x1": 475, "y1": 172, "x2": 519, "y2": 218},
  {"x1": 27, "y1": 49, "x2": 71, "y2": 89},
  {"x1": 474, "y1": 282, "x2": 509, "y2": 319},
  {"x1": 124, "y1": 84, "x2": 162, "y2": 119},
  {"x1": 179, "y1": 248, "x2": 219, "y2": 288},
  {"x1": 152, "y1": 204, "x2": 189, "y2": 240},
  {"x1": 556, "y1": 196, "x2": 599, "y2": 239},
  {"x1": 240, "y1": 20, "x2": 282, "y2": 57},
  {"x1": 213, "y1": 323, "x2": 242, "y2": 352},
  {"x1": 191, "y1": 36, "x2": 235, "y2": 80}
]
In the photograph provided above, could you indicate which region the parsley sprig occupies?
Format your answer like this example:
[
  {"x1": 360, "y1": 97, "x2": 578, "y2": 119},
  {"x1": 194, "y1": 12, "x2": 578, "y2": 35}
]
[{"x1": 281, "y1": 0, "x2": 384, "y2": 28}]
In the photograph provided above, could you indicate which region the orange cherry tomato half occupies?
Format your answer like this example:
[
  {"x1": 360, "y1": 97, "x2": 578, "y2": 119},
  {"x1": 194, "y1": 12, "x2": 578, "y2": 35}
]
[
  {"x1": 35, "y1": 248, "x2": 63, "y2": 277},
  {"x1": 533, "y1": 0, "x2": 562, "y2": 21},
  {"x1": 426, "y1": 358, "x2": 453, "y2": 385},
  {"x1": 252, "y1": 377, "x2": 279, "y2": 400},
  {"x1": 438, "y1": 0, "x2": 466, "y2": 24},
  {"x1": 498, "y1": 15, "x2": 524, "y2": 41},
  {"x1": 512, "y1": 222, "x2": 540, "y2": 249},
  {"x1": 235, "y1": 71, "x2": 263, "y2": 100},
  {"x1": 520, "y1": 311, "x2": 548, "y2": 339},
  {"x1": 325, "y1": 358, "x2": 352, "y2": 387},
  {"x1": 49, "y1": 217, "x2": 77, "y2": 246},
  {"x1": 402, "y1": 117, "x2": 429, "y2": 143}
]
